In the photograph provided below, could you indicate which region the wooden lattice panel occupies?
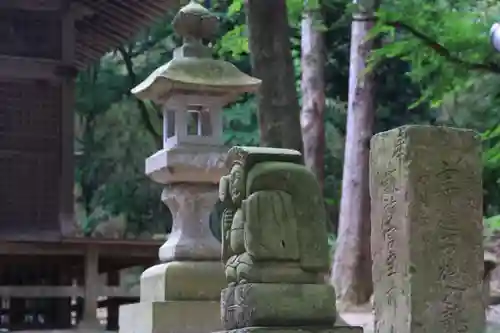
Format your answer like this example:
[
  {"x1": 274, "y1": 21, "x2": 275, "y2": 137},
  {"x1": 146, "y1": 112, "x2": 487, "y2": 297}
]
[
  {"x1": 0, "y1": 80, "x2": 61, "y2": 237},
  {"x1": 0, "y1": 9, "x2": 62, "y2": 59},
  {"x1": 0, "y1": 152, "x2": 60, "y2": 236},
  {"x1": 0, "y1": 81, "x2": 61, "y2": 152}
]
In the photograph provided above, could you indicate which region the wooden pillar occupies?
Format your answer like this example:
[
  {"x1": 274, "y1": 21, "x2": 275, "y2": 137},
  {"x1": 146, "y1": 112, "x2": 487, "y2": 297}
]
[
  {"x1": 8, "y1": 263, "x2": 25, "y2": 330},
  {"x1": 60, "y1": 0, "x2": 77, "y2": 237},
  {"x1": 9, "y1": 298, "x2": 24, "y2": 330},
  {"x1": 106, "y1": 270, "x2": 120, "y2": 331},
  {"x1": 80, "y1": 245, "x2": 100, "y2": 329},
  {"x1": 54, "y1": 262, "x2": 73, "y2": 329}
]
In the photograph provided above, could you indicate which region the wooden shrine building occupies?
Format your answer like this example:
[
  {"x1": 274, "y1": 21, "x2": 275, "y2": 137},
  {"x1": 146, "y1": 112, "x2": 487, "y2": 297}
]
[{"x1": 0, "y1": 0, "x2": 178, "y2": 330}]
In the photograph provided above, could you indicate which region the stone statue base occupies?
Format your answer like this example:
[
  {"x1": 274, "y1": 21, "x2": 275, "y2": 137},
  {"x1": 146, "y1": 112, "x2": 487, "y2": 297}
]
[
  {"x1": 120, "y1": 301, "x2": 221, "y2": 333},
  {"x1": 218, "y1": 283, "x2": 361, "y2": 333},
  {"x1": 221, "y1": 283, "x2": 337, "y2": 329},
  {"x1": 216, "y1": 328, "x2": 362, "y2": 333}
]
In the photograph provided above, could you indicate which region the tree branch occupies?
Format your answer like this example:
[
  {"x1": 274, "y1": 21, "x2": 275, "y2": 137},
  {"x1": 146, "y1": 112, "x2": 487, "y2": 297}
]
[
  {"x1": 354, "y1": 15, "x2": 500, "y2": 74},
  {"x1": 116, "y1": 46, "x2": 162, "y2": 148},
  {"x1": 385, "y1": 20, "x2": 500, "y2": 74},
  {"x1": 129, "y1": 38, "x2": 162, "y2": 58}
]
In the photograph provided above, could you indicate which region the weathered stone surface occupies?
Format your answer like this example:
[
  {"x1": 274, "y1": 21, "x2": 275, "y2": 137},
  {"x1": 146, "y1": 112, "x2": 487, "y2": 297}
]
[
  {"x1": 130, "y1": 2, "x2": 260, "y2": 104},
  {"x1": 146, "y1": 145, "x2": 228, "y2": 184},
  {"x1": 119, "y1": 301, "x2": 221, "y2": 333},
  {"x1": 159, "y1": 183, "x2": 221, "y2": 262},
  {"x1": 215, "y1": 146, "x2": 348, "y2": 333},
  {"x1": 214, "y1": 328, "x2": 362, "y2": 333},
  {"x1": 370, "y1": 125, "x2": 484, "y2": 333},
  {"x1": 172, "y1": 1, "x2": 219, "y2": 41},
  {"x1": 140, "y1": 261, "x2": 226, "y2": 302},
  {"x1": 224, "y1": 253, "x2": 320, "y2": 284},
  {"x1": 219, "y1": 147, "x2": 330, "y2": 285},
  {"x1": 223, "y1": 146, "x2": 302, "y2": 170},
  {"x1": 221, "y1": 283, "x2": 337, "y2": 329}
]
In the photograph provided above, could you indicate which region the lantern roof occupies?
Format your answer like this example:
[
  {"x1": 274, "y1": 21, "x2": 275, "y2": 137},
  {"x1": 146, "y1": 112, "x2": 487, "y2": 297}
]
[{"x1": 131, "y1": 0, "x2": 261, "y2": 104}]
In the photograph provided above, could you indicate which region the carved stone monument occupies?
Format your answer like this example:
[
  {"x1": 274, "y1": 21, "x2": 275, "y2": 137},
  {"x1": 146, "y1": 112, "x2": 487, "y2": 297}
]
[
  {"x1": 216, "y1": 146, "x2": 362, "y2": 333},
  {"x1": 119, "y1": 2, "x2": 260, "y2": 333},
  {"x1": 370, "y1": 125, "x2": 485, "y2": 333}
]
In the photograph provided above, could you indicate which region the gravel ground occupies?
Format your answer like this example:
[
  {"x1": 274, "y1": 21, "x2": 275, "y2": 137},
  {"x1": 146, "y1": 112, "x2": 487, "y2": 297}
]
[{"x1": 487, "y1": 306, "x2": 500, "y2": 332}]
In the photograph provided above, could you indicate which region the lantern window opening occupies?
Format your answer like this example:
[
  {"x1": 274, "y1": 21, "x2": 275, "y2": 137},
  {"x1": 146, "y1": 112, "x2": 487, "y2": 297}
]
[
  {"x1": 200, "y1": 111, "x2": 213, "y2": 136},
  {"x1": 163, "y1": 109, "x2": 176, "y2": 140},
  {"x1": 187, "y1": 109, "x2": 201, "y2": 136},
  {"x1": 186, "y1": 105, "x2": 212, "y2": 137}
]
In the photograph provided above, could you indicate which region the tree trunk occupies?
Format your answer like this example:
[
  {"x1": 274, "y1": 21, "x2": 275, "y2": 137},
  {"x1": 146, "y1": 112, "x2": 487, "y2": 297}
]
[
  {"x1": 331, "y1": 11, "x2": 376, "y2": 308},
  {"x1": 300, "y1": 2, "x2": 325, "y2": 185},
  {"x1": 245, "y1": 0, "x2": 303, "y2": 153}
]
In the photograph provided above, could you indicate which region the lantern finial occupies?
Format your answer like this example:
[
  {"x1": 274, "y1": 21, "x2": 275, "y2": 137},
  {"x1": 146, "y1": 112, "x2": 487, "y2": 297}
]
[{"x1": 173, "y1": 1, "x2": 219, "y2": 46}]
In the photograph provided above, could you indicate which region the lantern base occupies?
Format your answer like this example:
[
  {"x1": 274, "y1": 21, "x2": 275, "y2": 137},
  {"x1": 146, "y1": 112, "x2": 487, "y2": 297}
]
[
  {"x1": 146, "y1": 145, "x2": 228, "y2": 184},
  {"x1": 119, "y1": 300, "x2": 222, "y2": 333}
]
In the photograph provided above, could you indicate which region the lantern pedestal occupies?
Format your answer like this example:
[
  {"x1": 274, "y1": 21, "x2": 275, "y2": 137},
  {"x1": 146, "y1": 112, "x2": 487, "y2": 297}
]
[
  {"x1": 119, "y1": 301, "x2": 221, "y2": 333},
  {"x1": 119, "y1": 182, "x2": 226, "y2": 333},
  {"x1": 139, "y1": 261, "x2": 226, "y2": 302},
  {"x1": 146, "y1": 145, "x2": 227, "y2": 184},
  {"x1": 120, "y1": 260, "x2": 225, "y2": 333},
  {"x1": 158, "y1": 183, "x2": 222, "y2": 261}
]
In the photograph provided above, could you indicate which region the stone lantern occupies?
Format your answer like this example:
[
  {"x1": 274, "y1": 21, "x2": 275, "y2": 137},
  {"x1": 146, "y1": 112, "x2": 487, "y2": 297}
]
[
  {"x1": 119, "y1": 2, "x2": 261, "y2": 333},
  {"x1": 132, "y1": 1, "x2": 261, "y2": 185}
]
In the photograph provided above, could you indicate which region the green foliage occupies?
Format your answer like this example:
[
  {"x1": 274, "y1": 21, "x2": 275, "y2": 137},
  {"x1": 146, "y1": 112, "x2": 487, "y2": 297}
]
[
  {"x1": 75, "y1": 0, "x2": 500, "y2": 240},
  {"x1": 223, "y1": 98, "x2": 259, "y2": 145},
  {"x1": 74, "y1": 16, "x2": 176, "y2": 235},
  {"x1": 482, "y1": 122, "x2": 500, "y2": 219},
  {"x1": 485, "y1": 215, "x2": 500, "y2": 238},
  {"x1": 75, "y1": 94, "x2": 168, "y2": 235},
  {"x1": 359, "y1": 0, "x2": 500, "y2": 233},
  {"x1": 215, "y1": 0, "x2": 310, "y2": 58},
  {"x1": 328, "y1": 233, "x2": 337, "y2": 252},
  {"x1": 214, "y1": 0, "x2": 438, "y2": 230},
  {"x1": 370, "y1": 0, "x2": 500, "y2": 107},
  {"x1": 326, "y1": 233, "x2": 337, "y2": 261},
  {"x1": 73, "y1": 8, "x2": 262, "y2": 236}
]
